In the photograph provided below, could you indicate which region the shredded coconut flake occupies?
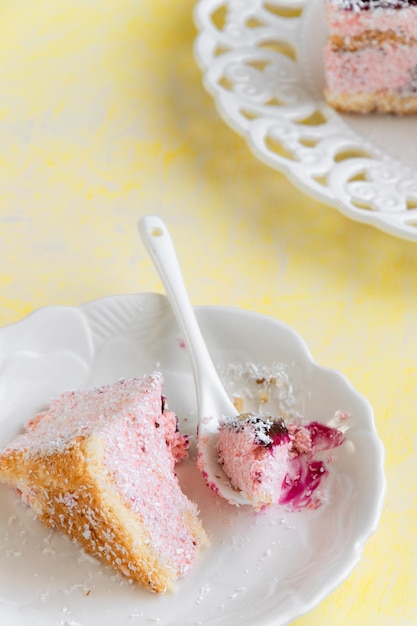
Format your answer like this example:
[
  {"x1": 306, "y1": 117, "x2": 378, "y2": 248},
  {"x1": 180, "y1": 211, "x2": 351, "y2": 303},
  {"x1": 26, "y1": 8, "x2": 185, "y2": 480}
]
[
  {"x1": 219, "y1": 361, "x2": 298, "y2": 417},
  {"x1": 331, "y1": 0, "x2": 415, "y2": 9}
]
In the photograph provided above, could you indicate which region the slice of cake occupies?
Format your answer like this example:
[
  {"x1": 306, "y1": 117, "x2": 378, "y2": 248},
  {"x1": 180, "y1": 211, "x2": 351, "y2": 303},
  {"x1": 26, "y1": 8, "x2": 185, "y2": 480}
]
[
  {"x1": 324, "y1": 0, "x2": 417, "y2": 114},
  {"x1": 218, "y1": 413, "x2": 346, "y2": 510},
  {"x1": 0, "y1": 373, "x2": 208, "y2": 593}
]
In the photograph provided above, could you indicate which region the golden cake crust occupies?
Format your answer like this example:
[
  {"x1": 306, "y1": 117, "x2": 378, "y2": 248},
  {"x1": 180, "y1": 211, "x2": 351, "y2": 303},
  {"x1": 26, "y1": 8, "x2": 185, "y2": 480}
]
[
  {"x1": 0, "y1": 432, "x2": 208, "y2": 592},
  {"x1": 325, "y1": 89, "x2": 417, "y2": 114}
]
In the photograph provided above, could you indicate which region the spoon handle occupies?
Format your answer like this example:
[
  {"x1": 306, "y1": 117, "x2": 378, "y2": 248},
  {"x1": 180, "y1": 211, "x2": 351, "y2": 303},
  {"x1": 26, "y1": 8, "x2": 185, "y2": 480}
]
[
  {"x1": 139, "y1": 215, "x2": 248, "y2": 507},
  {"x1": 138, "y1": 215, "x2": 235, "y2": 421}
]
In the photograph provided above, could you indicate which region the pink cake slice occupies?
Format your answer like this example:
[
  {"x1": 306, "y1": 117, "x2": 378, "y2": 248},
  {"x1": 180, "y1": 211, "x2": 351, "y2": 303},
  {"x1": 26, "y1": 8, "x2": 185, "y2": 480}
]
[
  {"x1": 218, "y1": 413, "x2": 346, "y2": 510},
  {"x1": 218, "y1": 414, "x2": 291, "y2": 510},
  {"x1": 324, "y1": 0, "x2": 417, "y2": 113},
  {"x1": 0, "y1": 373, "x2": 208, "y2": 592}
]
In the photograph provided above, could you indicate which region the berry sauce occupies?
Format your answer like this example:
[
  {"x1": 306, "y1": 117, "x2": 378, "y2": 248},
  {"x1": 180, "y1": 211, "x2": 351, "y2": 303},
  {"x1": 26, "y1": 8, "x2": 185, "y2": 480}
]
[{"x1": 278, "y1": 422, "x2": 345, "y2": 511}]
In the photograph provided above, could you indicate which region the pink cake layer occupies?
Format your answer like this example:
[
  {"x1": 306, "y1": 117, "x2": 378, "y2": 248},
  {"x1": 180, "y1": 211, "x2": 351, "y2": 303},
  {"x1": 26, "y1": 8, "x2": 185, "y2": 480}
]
[
  {"x1": 326, "y1": 1, "x2": 417, "y2": 39},
  {"x1": 324, "y1": 40, "x2": 417, "y2": 94},
  {"x1": 218, "y1": 418, "x2": 290, "y2": 510}
]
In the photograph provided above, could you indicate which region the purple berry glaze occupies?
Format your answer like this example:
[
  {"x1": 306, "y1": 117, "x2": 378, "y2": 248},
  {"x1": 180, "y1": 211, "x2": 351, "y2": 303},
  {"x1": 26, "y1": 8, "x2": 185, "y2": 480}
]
[
  {"x1": 305, "y1": 421, "x2": 345, "y2": 452},
  {"x1": 279, "y1": 458, "x2": 328, "y2": 510},
  {"x1": 279, "y1": 422, "x2": 345, "y2": 511}
]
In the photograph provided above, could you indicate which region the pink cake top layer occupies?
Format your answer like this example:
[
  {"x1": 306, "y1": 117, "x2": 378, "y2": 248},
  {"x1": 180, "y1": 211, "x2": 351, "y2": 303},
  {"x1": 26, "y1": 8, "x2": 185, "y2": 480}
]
[
  {"x1": 327, "y1": 1, "x2": 417, "y2": 38},
  {"x1": 2, "y1": 372, "x2": 187, "y2": 460}
]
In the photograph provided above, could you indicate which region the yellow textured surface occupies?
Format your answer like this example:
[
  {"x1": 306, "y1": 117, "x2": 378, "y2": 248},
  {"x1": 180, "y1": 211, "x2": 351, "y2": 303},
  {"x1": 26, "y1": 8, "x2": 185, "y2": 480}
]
[{"x1": 0, "y1": 1, "x2": 416, "y2": 624}]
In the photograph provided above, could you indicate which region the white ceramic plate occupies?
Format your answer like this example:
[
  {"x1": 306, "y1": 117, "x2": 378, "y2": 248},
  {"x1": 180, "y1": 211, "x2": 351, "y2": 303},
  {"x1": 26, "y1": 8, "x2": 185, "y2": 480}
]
[
  {"x1": 0, "y1": 293, "x2": 385, "y2": 626},
  {"x1": 194, "y1": 0, "x2": 417, "y2": 242}
]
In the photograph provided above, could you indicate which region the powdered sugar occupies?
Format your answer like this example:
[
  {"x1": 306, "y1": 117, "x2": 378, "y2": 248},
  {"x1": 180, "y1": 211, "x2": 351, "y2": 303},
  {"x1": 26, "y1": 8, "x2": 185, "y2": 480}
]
[{"x1": 220, "y1": 413, "x2": 287, "y2": 446}]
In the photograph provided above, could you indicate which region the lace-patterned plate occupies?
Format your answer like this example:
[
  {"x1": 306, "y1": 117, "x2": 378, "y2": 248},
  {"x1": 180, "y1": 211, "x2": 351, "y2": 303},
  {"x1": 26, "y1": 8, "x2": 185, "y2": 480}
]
[{"x1": 194, "y1": 0, "x2": 417, "y2": 242}]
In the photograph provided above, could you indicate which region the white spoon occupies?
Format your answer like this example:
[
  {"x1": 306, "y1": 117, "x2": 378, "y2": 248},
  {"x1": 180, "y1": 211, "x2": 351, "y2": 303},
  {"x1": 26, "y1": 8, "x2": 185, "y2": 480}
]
[{"x1": 139, "y1": 215, "x2": 250, "y2": 506}]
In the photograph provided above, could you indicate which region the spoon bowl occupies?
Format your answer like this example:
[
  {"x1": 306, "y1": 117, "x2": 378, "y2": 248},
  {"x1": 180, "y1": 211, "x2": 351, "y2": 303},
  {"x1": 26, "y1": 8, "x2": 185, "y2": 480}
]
[{"x1": 139, "y1": 215, "x2": 250, "y2": 506}]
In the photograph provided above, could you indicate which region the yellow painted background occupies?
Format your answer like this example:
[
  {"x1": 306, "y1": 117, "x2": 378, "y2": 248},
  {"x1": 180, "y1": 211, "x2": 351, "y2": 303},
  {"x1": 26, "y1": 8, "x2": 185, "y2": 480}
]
[{"x1": 0, "y1": 0, "x2": 416, "y2": 624}]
